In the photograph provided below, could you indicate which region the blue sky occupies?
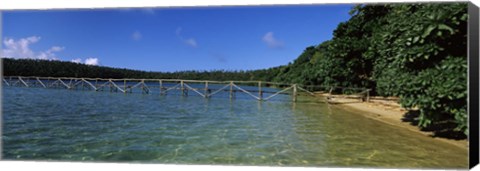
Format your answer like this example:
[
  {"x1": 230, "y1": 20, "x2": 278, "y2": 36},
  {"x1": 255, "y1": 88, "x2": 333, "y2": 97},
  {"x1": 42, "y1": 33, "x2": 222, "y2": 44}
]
[{"x1": 2, "y1": 4, "x2": 354, "y2": 72}]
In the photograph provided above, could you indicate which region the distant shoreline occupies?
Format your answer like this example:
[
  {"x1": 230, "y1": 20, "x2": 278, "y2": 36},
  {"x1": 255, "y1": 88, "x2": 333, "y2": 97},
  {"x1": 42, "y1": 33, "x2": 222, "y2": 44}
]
[{"x1": 314, "y1": 94, "x2": 468, "y2": 151}]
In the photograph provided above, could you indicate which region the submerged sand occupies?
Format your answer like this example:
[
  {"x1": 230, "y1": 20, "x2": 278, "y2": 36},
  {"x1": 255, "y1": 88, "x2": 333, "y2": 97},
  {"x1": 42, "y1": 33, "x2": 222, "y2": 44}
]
[{"x1": 314, "y1": 93, "x2": 468, "y2": 150}]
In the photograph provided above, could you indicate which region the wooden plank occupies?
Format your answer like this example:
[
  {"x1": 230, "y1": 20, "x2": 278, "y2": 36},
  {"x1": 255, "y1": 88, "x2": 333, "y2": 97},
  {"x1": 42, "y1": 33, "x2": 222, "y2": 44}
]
[
  {"x1": 231, "y1": 84, "x2": 260, "y2": 100},
  {"x1": 297, "y1": 86, "x2": 315, "y2": 96},
  {"x1": 47, "y1": 78, "x2": 57, "y2": 87},
  {"x1": 125, "y1": 81, "x2": 142, "y2": 90},
  {"x1": 71, "y1": 80, "x2": 83, "y2": 88},
  {"x1": 263, "y1": 85, "x2": 294, "y2": 101},
  {"x1": 208, "y1": 84, "x2": 230, "y2": 97},
  {"x1": 36, "y1": 78, "x2": 46, "y2": 88},
  {"x1": 97, "y1": 81, "x2": 110, "y2": 91},
  {"x1": 68, "y1": 79, "x2": 73, "y2": 87},
  {"x1": 109, "y1": 80, "x2": 126, "y2": 93},
  {"x1": 183, "y1": 83, "x2": 206, "y2": 98},
  {"x1": 57, "y1": 79, "x2": 71, "y2": 89},
  {"x1": 18, "y1": 77, "x2": 29, "y2": 87},
  {"x1": 82, "y1": 79, "x2": 97, "y2": 91},
  {"x1": 164, "y1": 83, "x2": 181, "y2": 93},
  {"x1": 3, "y1": 78, "x2": 10, "y2": 86},
  {"x1": 11, "y1": 80, "x2": 20, "y2": 86}
]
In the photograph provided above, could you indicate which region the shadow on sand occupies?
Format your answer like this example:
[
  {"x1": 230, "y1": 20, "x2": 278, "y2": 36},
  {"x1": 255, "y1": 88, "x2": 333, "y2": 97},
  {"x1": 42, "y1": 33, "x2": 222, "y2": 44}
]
[{"x1": 401, "y1": 110, "x2": 467, "y2": 140}]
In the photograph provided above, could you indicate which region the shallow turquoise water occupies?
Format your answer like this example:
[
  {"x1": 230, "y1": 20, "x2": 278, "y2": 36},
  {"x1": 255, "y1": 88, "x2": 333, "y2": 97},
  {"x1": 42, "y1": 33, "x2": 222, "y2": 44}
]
[{"x1": 1, "y1": 86, "x2": 468, "y2": 168}]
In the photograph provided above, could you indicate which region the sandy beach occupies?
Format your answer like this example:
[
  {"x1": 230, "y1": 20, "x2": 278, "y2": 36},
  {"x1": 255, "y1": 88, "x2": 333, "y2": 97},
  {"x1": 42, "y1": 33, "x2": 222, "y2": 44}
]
[{"x1": 316, "y1": 94, "x2": 468, "y2": 150}]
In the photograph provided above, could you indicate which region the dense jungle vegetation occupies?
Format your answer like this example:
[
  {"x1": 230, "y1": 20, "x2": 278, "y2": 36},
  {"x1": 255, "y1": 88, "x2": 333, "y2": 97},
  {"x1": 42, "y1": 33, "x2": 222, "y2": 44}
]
[{"x1": 2, "y1": 3, "x2": 468, "y2": 136}]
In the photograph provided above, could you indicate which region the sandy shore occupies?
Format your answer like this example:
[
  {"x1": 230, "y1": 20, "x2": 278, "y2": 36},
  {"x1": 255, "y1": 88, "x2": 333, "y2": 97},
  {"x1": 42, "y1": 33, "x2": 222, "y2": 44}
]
[{"x1": 316, "y1": 94, "x2": 468, "y2": 150}]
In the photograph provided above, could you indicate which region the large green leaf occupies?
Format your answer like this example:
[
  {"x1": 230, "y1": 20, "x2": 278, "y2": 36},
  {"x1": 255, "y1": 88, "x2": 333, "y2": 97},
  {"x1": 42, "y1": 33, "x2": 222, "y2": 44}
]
[{"x1": 422, "y1": 25, "x2": 436, "y2": 38}]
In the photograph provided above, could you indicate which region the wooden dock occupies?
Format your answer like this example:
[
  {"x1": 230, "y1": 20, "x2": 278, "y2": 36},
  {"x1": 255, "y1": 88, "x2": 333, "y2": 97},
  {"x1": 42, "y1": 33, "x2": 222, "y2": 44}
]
[{"x1": 2, "y1": 76, "x2": 317, "y2": 102}]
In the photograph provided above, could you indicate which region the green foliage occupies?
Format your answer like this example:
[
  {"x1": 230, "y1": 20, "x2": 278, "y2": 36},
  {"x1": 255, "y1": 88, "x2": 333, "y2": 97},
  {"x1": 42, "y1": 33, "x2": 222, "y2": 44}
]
[
  {"x1": 369, "y1": 3, "x2": 468, "y2": 134},
  {"x1": 264, "y1": 3, "x2": 468, "y2": 135}
]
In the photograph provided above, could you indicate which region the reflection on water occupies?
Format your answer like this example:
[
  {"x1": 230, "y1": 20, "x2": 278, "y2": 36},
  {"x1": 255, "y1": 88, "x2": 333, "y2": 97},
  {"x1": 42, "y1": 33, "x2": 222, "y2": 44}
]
[{"x1": 2, "y1": 86, "x2": 468, "y2": 168}]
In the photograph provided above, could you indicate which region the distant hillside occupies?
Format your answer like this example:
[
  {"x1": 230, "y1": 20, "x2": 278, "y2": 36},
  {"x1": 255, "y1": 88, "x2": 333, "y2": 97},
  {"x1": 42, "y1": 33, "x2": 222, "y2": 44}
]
[{"x1": 1, "y1": 58, "x2": 283, "y2": 81}]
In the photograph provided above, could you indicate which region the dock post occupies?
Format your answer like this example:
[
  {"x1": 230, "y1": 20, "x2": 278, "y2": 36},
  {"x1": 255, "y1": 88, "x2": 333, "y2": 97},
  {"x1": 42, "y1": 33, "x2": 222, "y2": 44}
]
[
  {"x1": 160, "y1": 80, "x2": 165, "y2": 95},
  {"x1": 181, "y1": 80, "x2": 186, "y2": 96},
  {"x1": 229, "y1": 81, "x2": 234, "y2": 99},
  {"x1": 205, "y1": 81, "x2": 209, "y2": 98},
  {"x1": 159, "y1": 80, "x2": 163, "y2": 95},
  {"x1": 258, "y1": 81, "x2": 263, "y2": 101},
  {"x1": 293, "y1": 84, "x2": 297, "y2": 102},
  {"x1": 124, "y1": 80, "x2": 127, "y2": 94},
  {"x1": 144, "y1": 80, "x2": 149, "y2": 94},
  {"x1": 141, "y1": 79, "x2": 145, "y2": 94},
  {"x1": 109, "y1": 79, "x2": 113, "y2": 92}
]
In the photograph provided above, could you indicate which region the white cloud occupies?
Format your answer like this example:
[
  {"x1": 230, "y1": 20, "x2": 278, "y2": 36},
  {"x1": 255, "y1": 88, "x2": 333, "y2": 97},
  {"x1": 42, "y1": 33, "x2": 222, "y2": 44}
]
[
  {"x1": 50, "y1": 46, "x2": 64, "y2": 52},
  {"x1": 70, "y1": 57, "x2": 100, "y2": 65},
  {"x1": 3, "y1": 36, "x2": 39, "y2": 58},
  {"x1": 175, "y1": 27, "x2": 198, "y2": 48},
  {"x1": 2, "y1": 36, "x2": 65, "y2": 60},
  {"x1": 184, "y1": 38, "x2": 197, "y2": 48},
  {"x1": 132, "y1": 31, "x2": 142, "y2": 41},
  {"x1": 262, "y1": 32, "x2": 284, "y2": 48},
  {"x1": 71, "y1": 58, "x2": 82, "y2": 63},
  {"x1": 2, "y1": 36, "x2": 100, "y2": 65},
  {"x1": 85, "y1": 58, "x2": 100, "y2": 65},
  {"x1": 37, "y1": 46, "x2": 65, "y2": 60}
]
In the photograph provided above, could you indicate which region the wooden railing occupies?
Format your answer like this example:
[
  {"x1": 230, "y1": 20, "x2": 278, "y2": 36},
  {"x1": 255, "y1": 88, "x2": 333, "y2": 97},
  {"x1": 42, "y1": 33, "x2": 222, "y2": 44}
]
[{"x1": 2, "y1": 76, "x2": 319, "y2": 102}]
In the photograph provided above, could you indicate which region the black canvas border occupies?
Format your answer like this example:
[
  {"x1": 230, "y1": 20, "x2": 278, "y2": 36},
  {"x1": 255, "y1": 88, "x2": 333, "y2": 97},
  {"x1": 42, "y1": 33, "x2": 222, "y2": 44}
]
[{"x1": 469, "y1": 1, "x2": 479, "y2": 169}]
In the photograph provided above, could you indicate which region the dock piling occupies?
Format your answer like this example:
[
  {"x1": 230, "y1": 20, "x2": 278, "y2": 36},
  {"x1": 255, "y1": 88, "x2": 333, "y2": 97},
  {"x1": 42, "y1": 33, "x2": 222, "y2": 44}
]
[
  {"x1": 293, "y1": 84, "x2": 298, "y2": 102},
  {"x1": 229, "y1": 81, "x2": 234, "y2": 99},
  {"x1": 258, "y1": 81, "x2": 263, "y2": 100},
  {"x1": 204, "y1": 81, "x2": 209, "y2": 98}
]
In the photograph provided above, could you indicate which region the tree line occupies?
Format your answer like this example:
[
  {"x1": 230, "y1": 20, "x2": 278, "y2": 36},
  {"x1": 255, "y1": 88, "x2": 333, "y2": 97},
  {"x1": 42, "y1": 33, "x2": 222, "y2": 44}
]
[
  {"x1": 2, "y1": 3, "x2": 468, "y2": 136},
  {"x1": 2, "y1": 58, "x2": 283, "y2": 81}
]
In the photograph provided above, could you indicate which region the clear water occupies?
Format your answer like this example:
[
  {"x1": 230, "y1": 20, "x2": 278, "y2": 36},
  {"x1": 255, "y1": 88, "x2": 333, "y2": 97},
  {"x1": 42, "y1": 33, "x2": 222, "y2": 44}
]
[{"x1": 1, "y1": 86, "x2": 468, "y2": 168}]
